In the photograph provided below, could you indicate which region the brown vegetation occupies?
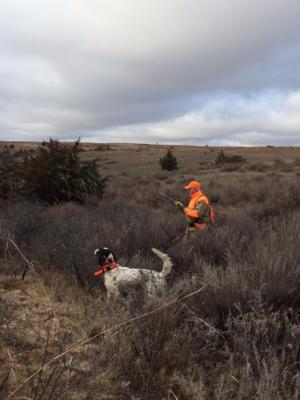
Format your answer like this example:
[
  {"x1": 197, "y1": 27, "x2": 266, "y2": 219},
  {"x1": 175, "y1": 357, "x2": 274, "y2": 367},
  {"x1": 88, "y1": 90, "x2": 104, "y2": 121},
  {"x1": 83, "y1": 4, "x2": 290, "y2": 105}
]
[{"x1": 0, "y1": 143, "x2": 300, "y2": 399}]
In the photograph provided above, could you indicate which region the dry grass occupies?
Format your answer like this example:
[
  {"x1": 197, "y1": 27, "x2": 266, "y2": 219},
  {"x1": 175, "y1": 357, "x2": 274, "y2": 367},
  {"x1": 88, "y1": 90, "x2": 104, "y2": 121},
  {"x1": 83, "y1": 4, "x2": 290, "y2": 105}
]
[{"x1": 0, "y1": 143, "x2": 300, "y2": 399}]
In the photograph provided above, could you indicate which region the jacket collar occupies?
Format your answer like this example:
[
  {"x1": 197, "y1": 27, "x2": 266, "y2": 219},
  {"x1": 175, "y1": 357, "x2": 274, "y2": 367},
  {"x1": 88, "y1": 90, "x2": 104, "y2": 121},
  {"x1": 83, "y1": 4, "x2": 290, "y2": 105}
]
[{"x1": 190, "y1": 190, "x2": 204, "y2": 199}]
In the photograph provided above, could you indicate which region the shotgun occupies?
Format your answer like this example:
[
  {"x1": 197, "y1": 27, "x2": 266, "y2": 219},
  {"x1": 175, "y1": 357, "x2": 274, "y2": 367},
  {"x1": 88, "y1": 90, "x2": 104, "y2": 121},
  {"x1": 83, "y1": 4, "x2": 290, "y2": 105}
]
[{"x1": 158, "y1": 192, "x2": 184, "y2": 211}]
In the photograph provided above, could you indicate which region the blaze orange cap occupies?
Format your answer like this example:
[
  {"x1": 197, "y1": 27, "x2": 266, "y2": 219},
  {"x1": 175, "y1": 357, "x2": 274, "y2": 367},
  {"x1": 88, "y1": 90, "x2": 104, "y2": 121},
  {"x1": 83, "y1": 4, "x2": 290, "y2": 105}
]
[{"x1": 184, "y1": 180, "x2": 201, "y2": 190}]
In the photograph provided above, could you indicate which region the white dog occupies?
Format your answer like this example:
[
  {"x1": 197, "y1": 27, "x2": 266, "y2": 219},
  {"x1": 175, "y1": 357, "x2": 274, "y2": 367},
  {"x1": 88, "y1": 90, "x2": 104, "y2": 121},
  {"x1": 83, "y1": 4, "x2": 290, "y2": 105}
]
[{"x1": 94, "y1": 247, "x2": 173, "y2": 299}]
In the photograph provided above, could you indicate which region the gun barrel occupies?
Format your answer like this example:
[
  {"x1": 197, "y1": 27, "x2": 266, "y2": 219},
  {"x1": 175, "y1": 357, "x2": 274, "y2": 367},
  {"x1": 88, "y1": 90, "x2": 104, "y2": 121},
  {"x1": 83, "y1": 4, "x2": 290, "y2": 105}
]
[{"x1": 158, "y1": 192, "x2": 176, "y2": 203}]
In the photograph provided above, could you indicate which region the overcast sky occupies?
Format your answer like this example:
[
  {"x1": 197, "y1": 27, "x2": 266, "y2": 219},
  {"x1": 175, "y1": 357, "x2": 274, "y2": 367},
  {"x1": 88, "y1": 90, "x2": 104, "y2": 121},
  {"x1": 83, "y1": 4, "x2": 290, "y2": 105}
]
[{"x1": 1, "y1": 0, "x2": 300, "y2": 146}]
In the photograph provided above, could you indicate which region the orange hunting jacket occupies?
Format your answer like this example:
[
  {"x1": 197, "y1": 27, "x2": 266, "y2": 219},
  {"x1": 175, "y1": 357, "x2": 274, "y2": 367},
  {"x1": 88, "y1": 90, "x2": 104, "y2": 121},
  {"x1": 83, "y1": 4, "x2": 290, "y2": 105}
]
[{"x1": 184, "y1": 190, "x2": 210, "y2": 230}]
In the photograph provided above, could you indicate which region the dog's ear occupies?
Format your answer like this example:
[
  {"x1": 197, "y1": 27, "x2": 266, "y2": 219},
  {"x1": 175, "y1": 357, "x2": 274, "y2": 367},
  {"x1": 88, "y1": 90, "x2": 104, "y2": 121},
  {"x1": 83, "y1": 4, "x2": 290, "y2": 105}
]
[{"x1": 94, "y1": 249, "x2": 100, "y2": 256}]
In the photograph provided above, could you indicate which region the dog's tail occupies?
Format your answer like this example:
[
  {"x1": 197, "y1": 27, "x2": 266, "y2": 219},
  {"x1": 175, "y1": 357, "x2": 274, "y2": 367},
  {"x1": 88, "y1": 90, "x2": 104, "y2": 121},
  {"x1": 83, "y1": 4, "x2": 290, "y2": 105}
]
[{"x1": 152, "y1": 248, "x2": 173, "y2": 278}]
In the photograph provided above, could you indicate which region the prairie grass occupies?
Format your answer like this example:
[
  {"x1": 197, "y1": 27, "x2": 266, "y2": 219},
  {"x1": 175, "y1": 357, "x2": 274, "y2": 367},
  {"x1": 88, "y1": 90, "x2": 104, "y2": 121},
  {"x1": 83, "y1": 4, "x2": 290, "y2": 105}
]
[{"x1": 0, "y1": 144, "x2": 300, "y2": 399}]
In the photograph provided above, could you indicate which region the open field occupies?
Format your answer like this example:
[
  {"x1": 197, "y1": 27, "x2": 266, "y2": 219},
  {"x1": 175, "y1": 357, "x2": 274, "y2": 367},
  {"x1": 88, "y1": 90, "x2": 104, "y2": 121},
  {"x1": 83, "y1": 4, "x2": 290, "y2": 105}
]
[{"x1": 1, "y1": 142, "x2": 300, "y2": 399}]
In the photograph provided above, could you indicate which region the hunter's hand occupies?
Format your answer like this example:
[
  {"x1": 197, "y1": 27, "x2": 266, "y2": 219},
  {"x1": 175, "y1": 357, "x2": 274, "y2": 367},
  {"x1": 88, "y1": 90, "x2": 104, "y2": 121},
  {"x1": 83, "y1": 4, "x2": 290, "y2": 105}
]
[{"x1": 175, "y1": 201, "x2": 184, "y2": 211}]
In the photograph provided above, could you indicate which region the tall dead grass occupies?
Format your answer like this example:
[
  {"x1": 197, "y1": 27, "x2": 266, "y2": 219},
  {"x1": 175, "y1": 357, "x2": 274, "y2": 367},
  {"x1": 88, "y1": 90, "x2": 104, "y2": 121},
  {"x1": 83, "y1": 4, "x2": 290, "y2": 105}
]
[{"x1": 1, "y1": 171, "x2": 300, "y2": 399}]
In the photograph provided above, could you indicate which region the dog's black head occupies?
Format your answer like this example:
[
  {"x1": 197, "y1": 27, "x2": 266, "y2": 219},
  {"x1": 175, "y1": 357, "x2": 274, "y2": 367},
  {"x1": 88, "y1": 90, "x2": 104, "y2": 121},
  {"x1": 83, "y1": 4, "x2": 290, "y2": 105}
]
[{"x1": 94, "y1": 247, "x2": 117, "y2": 266}]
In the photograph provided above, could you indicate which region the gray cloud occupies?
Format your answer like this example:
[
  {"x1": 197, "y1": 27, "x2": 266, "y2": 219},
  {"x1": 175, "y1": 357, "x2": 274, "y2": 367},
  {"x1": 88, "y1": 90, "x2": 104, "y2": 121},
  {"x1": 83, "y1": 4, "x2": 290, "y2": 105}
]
[
  {"x1": 87, "y1": 90, "x2": 300, "y2": 146},
  {"x1": 1, "y1": 0, "x2": 300, "y2": 144}
]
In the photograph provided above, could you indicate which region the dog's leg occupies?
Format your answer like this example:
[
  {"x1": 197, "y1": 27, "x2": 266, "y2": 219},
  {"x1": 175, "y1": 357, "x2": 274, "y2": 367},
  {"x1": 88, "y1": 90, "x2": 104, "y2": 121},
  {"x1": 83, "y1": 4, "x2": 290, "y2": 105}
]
[
  {"x1": 147, "y1": 279, "x2": 166, "y2": 298},
  {"x1": 106, "y1": 285, "x2": 121, "y2": 300},
  {"x1": 146, "y1": 282, "x2": 153, "y2": 298}
]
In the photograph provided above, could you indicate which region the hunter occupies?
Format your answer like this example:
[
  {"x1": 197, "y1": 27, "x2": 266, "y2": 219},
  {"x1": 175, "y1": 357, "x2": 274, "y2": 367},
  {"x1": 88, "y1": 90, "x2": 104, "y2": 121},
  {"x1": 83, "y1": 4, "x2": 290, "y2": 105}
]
[{"x1": 175, "y1": 180, "x2": 214, "y2": 238}]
